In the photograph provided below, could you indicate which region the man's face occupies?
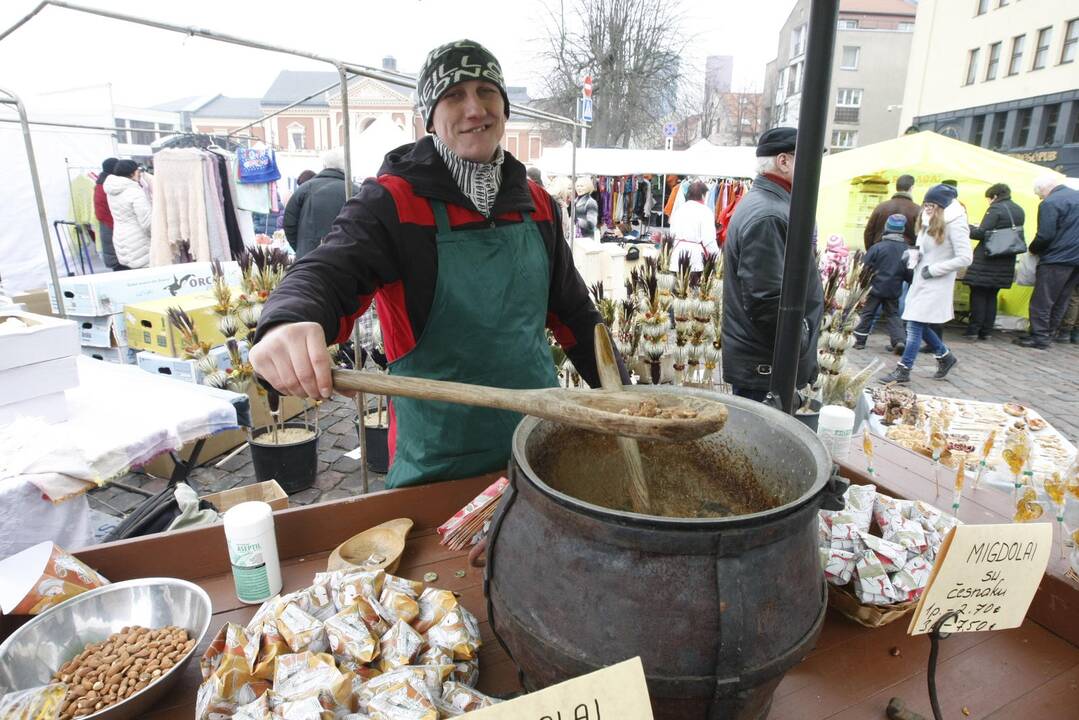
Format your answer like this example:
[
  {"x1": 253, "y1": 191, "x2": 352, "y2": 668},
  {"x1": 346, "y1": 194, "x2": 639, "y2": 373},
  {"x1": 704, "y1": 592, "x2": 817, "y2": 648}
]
[
  {"x1": 430, "y1": 80, "x2": 506, "y2": 163},
  {"x1": 775, "y1": 152, "x2": 796, "y2": 182}
]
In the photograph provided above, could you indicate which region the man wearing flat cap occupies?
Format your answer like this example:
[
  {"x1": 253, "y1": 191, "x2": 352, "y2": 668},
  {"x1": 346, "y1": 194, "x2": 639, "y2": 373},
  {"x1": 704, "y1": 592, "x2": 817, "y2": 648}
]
[
  {"x1": 251, "y1": 39, "x2": 619, "y2": 488},
  {"x1": 721, "y1": 127, "x2": 824, "y2": 401}
]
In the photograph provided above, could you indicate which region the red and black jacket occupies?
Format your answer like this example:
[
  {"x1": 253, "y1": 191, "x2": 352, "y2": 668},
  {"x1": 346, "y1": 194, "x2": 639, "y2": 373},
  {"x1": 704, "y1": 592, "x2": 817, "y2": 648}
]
[{"x1": 256, "y1": 136, "x2": 611, "y2": 388}]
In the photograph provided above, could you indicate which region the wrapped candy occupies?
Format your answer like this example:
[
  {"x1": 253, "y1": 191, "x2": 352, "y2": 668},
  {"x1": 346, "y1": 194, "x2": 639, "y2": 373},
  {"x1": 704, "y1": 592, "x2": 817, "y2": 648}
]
[
  {"x1": 829, "y1": 521, "x2": 865, "y2": 555},
  {"x1": 425, "y1": 606, "x2": 482, "y2": 661},
  {"x1": 272, "y1": 652, "x2": 342, "y2": 701},
  {"x1": 326, "y1": 605, "x2": 380, "y2": 664},
  {"x1": 0, "y1": 683, "x2": 66, "y2": 720},
  {"x1": 859, "y1": 532, "x2": 908, "y2": 573},
  {"x1": 855, "y1": 550, "x2": 898, "y2": 603},
  {"x1": 359, "y1": 672, "x2": 438, "y2": 719},
  {"x1": 451, "y1": 660, "x2": 479, "y2": 687},
  {"x1": 200, "y1": 623, "x2": 260, "y2": 686},
  {"x1": 842, "y1": 483, "x2": 876, "y2": 531},
  {"x1": 418, "y1": 645, "x2": 454, "y2": 667},
  {"x1": 300, "y1": 572, "x2": 339, "y2": 622},
  {"x1": 247, "y1": 596, "x2": 293, "y2": 681},
  {"x1": 414, "y1": 588, "x2": 458, "y2": 634},
  {"x1": 232, "y1": 694, "x2": 272, "y2": 720},
  {"x1": 270, "y1": 696, "x2": 330, "y2": 720},
  {"x1": 437, "y1": 682, "x2": 499, "y2": 716},
  {"x1": 383, "y1": 574, "x2": 425, "y2": 598},
  {"x1": 891, "y1": 555, "x2": 932, "y2": 602},
  {"x1": 378, "y1": 620, "x2": 425, "y2": 672},
  {"x1": 334, "y1": 570, "x2": 386, "y2": 612},
  {"x1": 277, "y1": 601, "x2": 328, "y2": 654},
  {"x1": 817, "y1": 515, "x2": 831, "y2": 547},
  {"x1": 822, "y1": 548, "x2": 857, "y2": 586},
  {"x1": 379, "y1": 587, "x2": 420, "y2": 625}
]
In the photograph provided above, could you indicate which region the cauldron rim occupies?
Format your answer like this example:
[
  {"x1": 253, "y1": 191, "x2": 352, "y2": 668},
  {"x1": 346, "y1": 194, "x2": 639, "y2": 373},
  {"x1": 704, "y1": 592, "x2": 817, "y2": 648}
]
[{"x1": 511, "y1": 386, "x2": 834, "y2": 528}]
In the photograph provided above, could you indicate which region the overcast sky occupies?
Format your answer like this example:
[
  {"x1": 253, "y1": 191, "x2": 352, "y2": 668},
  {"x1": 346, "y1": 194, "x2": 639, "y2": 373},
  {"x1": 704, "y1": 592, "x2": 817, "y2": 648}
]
[{"x1": 0, "y1": 0, "x2": 792, "y2": 108}]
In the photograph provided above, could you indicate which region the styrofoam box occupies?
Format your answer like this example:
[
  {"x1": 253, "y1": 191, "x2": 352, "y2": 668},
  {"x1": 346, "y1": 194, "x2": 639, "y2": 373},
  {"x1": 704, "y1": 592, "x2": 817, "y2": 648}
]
[
  {"x1": 81, "y1": 345, "x2": 139, "y2": 364},
  {"x1": 0, "y1": 311, "x2": 79, "y2": 372},
  {"x1": 0, "y1": 356, "x2": 79, "y2": 408},
  {"x1": 47, "y1": 261, "x2": 241, "y2": 316},
  {"x1": 0, "y1": 391, "x2": 68, "y2": 426},
  {"x1": 72, "y1": 313, "x2": 127, "y2": 348},
  {"x1": 136, "y1": 350, "x2": 203, "y2": 384}
]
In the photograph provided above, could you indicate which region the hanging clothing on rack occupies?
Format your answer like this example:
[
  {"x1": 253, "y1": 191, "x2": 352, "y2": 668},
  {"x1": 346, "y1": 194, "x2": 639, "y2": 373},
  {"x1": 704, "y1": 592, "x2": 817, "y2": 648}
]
[{"x1": 150, "y1": 149, "x2": 238, "y2": 265}]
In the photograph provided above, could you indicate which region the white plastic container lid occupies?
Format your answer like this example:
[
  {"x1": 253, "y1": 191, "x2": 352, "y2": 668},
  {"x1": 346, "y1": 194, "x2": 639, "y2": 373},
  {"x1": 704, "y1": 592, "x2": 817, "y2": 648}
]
[
  {"x1": 818, "y1": 405, "x2": 855, "y2": 430},
  {"x1": 223, "y1": 500, "x2": 273, "y2": 536}
]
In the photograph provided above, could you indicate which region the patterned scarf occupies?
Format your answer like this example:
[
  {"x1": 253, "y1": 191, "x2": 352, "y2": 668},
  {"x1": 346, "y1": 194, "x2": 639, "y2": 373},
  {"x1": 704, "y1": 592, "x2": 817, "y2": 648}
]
[{"x1": 432, "y1": 135, "x2": 503, "y2": 217}]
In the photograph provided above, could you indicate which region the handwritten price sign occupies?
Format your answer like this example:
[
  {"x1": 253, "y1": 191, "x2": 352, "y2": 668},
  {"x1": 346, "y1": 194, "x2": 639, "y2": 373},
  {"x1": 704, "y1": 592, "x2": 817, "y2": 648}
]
[{"x1": 908, "y1": 523, "x2": 1052, "y2": 636}]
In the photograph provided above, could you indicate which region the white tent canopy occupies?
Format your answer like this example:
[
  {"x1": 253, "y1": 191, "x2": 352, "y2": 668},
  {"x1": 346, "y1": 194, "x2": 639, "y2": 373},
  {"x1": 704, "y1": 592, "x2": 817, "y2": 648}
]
[
  {"x1": 536, "y1": 141, "x2": 758, "y2": 179},
  {"x1": 349, "y1": 116, "x2": 411, "y2": 181}
]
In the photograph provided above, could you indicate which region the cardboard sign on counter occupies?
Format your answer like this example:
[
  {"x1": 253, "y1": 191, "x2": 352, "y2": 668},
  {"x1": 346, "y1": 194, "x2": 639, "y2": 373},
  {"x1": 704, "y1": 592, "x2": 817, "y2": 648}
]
[
  {"x1": 908, "y1": 522, "x2": 1052, "y2": 636},
  {"x1": 462, "y1": 657, "x2": 653, "y2": 719}
]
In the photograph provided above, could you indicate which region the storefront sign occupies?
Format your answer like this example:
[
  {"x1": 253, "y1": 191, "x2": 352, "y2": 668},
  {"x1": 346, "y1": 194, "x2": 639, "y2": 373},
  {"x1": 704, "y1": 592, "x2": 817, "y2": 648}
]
[
  {"x1": 462, "y1": 657, "x2": 654, "y2": 719},
  {"x1": 908, "y1": 523, "x2": 1051, "y2": 636}
]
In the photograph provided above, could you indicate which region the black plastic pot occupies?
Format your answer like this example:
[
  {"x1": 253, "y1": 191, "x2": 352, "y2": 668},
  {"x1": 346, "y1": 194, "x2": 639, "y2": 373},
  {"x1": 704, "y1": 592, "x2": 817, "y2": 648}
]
[
  {"x1": 364, "y1": 413, "x2": 389, "y2": 474},
  {"x1": 249, "y1": 421, "x2": 320, "y2": 494}
]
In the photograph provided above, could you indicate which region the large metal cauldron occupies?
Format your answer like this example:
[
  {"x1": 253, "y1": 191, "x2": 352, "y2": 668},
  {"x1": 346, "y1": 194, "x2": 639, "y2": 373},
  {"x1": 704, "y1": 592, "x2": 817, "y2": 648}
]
[{"x1": 484, "y1": 388, "x2": 848, "y2": 720}]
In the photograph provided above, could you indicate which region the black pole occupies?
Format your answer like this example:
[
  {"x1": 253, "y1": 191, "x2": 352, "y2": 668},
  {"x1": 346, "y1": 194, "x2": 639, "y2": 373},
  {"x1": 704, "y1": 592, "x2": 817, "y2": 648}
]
[{"x1": 768, "y1": 0, "x2": 840, "y2": 413}]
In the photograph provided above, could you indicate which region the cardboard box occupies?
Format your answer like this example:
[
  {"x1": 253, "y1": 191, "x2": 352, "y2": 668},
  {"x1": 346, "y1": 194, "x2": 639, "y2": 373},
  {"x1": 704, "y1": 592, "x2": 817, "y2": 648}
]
[
  {"x1": 0, "y1": 391, "x2": 68, "y2": 426},
  {"x1": 0, "y1": 356, "x2": 79, "y2": 408},
  {"x1": 46, "y1": 261, "x2": 241, "y2": 316},
  {"x1": 136, "y1": 351, "x2": 202, "y2": 384},
  {"x1": 141, "y1": 390, "x2": 307, "y2": 478},
  {"x1": 11, "y1": 289, "x2": 55, "y2": 317},
  {"x1": 73, "y1": 313, "x2": 127, "y2": 347},
  {"x1": 0, "y1": 311, "x2": 79, "y2": 372},
  {"x1": 81, "y1": 345, "x2": 138, "y2": 364},
  {"x1": 201, "y1": 480, "x2": 288, "y2": 513},
  {"x1": 125, "y1": 290, "x2": 249, "y2": 357}
]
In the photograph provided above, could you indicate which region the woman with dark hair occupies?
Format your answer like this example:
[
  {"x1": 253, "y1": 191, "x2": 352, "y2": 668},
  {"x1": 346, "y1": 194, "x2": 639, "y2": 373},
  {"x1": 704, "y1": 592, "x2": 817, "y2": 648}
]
[
  {"x1": 93, "y1": 157, "x2": 123, "y2": 269},
  {"x1": 296, "y1": 169, "x2": 317, "y2": 185},
  {"x1": 963, "y1": 182, "x2": 1025, "y2": 339},
  {"x1": 103, "y1": 159, "x2": 152, "y2": 269}
]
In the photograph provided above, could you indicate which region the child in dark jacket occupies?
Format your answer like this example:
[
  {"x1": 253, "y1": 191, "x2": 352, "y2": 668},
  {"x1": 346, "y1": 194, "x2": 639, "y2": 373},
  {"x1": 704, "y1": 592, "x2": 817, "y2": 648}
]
[{"x1": 853, "y1": 214, "x2": 909, "y2": 353}]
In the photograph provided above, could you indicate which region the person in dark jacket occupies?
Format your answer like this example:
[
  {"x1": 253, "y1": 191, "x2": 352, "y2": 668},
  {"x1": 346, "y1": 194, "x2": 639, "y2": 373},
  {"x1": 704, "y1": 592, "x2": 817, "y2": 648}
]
[
  {"x1": 1015, "y1": 175, "x2": 1079, "y2": 348},
  {"x1": 863, "y1": 174, "x2": 919, "y2": 249},
  {"x1": 251, "y1": 39, "x2": 620, "y2": 489},
  {"x1": 93, "y1": 157, "x2": 124, "y2": 270},
  {"x1": 853, "y1": 214, "x2": 907, "y2": 353},
  {"x1": 283, "y1": 148, "x2": 360, "y2": 259},
  {"x1": 722, "y1": 127, "x2": 824, "y2": 401},
  {"x1": 963, "y1": 183, "x2": 1025, "y2": 340}
]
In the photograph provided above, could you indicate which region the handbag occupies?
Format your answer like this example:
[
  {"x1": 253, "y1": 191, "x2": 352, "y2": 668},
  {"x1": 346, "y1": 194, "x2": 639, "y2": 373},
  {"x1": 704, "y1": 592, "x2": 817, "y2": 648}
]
[
  {"x1": 1016, "y1": 251, "x2": 1038, "y2": 286},
  {"x1": 983, "y1": 203, "x2": 1026, "y2": 257}
]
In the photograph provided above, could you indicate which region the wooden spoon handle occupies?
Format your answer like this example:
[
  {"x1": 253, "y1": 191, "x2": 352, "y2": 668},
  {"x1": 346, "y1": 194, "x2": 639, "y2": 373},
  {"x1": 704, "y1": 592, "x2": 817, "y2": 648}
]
[{"x1": 332, "y1": 369, "x2": 528, "y2": 414}]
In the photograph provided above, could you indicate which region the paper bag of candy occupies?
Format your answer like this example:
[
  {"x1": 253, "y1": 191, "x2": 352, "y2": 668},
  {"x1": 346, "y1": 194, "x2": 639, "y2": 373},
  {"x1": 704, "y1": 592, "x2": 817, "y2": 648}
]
[{"x1": 0, "y1": 543, "x2": 108, "y2": 616}]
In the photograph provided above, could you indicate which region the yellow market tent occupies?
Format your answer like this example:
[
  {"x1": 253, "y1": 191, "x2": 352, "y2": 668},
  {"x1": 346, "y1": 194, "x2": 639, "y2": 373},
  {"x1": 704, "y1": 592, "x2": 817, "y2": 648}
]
[{"x1": 816, "y1": 131, "x2": 1064, "y2": 318}]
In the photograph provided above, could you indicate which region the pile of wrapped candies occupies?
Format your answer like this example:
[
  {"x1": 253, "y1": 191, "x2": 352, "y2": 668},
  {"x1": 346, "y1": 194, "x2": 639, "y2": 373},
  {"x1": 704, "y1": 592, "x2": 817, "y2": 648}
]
[
  {"x1": 819, "y1": 484, "x2": 960, "y2": 605},
  {"x1": 196, "y1": 568, "x2": 498, "y2": 719}
]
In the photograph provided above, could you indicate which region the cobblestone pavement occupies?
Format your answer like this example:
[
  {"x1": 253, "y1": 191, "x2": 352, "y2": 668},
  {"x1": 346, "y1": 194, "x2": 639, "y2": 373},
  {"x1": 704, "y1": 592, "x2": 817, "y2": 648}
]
[{"x1": 89, "y1": 325, "x2": 1079, "y2": 519}]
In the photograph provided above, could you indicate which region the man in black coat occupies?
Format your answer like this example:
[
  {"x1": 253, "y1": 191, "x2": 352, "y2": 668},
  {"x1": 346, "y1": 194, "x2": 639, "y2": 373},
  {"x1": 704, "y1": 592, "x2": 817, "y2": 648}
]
[
  {"x1": 722, "y1": 127, "x2": 824, "y2": 401},
  {"x1": 283, "y1": 147, "x2": 361, "y2": 259},
  {"x1": 963, "y1": 183, "x2": 1025, "y2": 340}
]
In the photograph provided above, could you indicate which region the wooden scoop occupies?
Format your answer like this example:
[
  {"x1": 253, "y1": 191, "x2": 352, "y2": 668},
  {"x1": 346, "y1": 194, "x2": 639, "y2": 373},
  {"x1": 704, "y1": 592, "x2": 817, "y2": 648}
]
[
  {"x1": 331, "y1": 368, "x2": 728, "y2": 443},
  {"x1": 593, "y1": 324, "x2": 651, "y2": 514},
  {"x1": 327, "y1": 517, "x2": 413, "y2": 573}
]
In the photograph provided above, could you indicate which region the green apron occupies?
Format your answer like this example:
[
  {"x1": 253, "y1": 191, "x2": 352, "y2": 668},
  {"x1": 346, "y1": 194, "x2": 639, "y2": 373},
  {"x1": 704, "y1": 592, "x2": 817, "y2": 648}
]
[{"x1": 385, "y1": 200, "x2": 558, "y2": 488}]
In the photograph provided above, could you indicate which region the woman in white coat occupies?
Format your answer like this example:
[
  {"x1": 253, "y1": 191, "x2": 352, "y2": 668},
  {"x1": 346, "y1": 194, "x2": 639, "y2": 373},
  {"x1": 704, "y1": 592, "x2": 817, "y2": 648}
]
[
  {"x1": 103, "y1": 159, "x2": 152, "y2": 269},
  {"x1": 881, "y1": 184, "x2": 972, "y2": 383}
]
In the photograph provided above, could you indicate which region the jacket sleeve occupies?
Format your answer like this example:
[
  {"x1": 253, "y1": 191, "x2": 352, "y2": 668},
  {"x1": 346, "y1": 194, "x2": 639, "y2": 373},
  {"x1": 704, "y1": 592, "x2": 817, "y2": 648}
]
[
  {"x1": 283, "y1": 187, "x2": 303, "y2": 249},
  {"x1": 1029, "y1": 199, "x2": 1058, "y2": 256},
  {"x1": 132, "y1": 188, "x2": 152, "y2": 234},
  {"x1": 737, "y1": 215, "x2": 787, "y2": 342},
  {"x1": 969, "y1": 205, "x2": 999, "y2": 241},
  {"x1": 927, "y1": 217, "x2": 974, "y2": 277},
  {"x1": 254, "y1": 179, "x2": 401, "y2": 346},
  {"x1": 863, "y1": 206, "x2": 883, "y2": 249},
  {"x1": 545, "y1": 196, "x2": 628, "y2": 387}
]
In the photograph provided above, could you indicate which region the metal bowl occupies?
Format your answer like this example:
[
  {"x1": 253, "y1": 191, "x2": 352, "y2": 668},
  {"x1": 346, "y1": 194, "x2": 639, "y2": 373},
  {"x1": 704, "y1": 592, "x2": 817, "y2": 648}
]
[{"x1": 0, "y1": 578, "x2": 212, "y2": 719}]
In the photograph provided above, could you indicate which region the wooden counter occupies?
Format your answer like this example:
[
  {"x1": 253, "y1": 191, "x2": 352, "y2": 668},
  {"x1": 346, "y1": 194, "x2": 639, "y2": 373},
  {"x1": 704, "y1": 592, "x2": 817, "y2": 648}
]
[{"x1": 4, "y1": 468, "x2": 1079, "y2": 719}]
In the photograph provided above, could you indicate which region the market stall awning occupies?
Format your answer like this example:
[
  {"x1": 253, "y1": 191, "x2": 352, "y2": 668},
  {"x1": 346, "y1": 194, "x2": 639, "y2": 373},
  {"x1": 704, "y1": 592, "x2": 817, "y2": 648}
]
[
  {"x1": 536, "y1": 141, "x2": 758, "y2": 178},
  {"x1": 816, "y1": 131, "x2": 1066, "y2": 317}
]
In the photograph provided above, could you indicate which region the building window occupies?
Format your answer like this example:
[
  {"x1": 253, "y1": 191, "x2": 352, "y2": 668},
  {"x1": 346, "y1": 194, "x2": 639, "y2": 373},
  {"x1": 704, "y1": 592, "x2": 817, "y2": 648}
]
[
  {"x1": 1032, "y1": 27, "x2": 1052, "y2": 70},
  {"x1": 157, "y1": 123, "x2": 174, "y2": 134},
  {"x1": 787, "y1": 61, "x2": 803, "y2": 96},
  {"x1": 129, "y1": 120, "x2": 156, "y2": 145},
  {"x1": 114, "y1": 118, "x2": 128, "y2": 144},
  {"x1": 835, "y1": 88, "x2": 862, "y2": 123},
  {"x1": 990, "y1": 111, "x2": 1008, "y2": 149},
  {"x1": 1041, "y1": 104, "x2": 1060, "y2": 145},
  {"x1": 791, "y1": 25, "x2": 807, "y2": 57},
  {"x1": 529, "y1": 136, "x2": 542, "y2": 160},
  {"x1": 1007, "y1": 34, "x2": 1025, "y2": 75},
  {"x1": 1062, "y1": 19, "x2": 1078, "y2": 64},
  {"x1": 898, "y1": 22, "x2": 914, "y2": 32},
  {"x1": 830, "y1": 129, "x2": 858, "y2": 150},
  {"x1": 985, "y1": 42, "x2": 1001, "y2": 80},
  {"x1": 970, "y1": 115, "x2": 986, "y2": 146},
  {"x1": 1013, "y1": 108, "x2": 1033, "y2": 147},
  {"x1": 506, "y1": 134, "x2": 518, "y2": 155},
  {"x1": 287, "y1": 122, "x2": 306, "y2": 150},
  {"x1": 976, "y1": 0, "x2": 988, "y2": 15},
  {"x1": 1071, "y1": 107, "x2": 1079, "y2": 143},
  {"x1": 838, "y1": 19, "x2": 858, "y2": 30},
  {"x1": 964, "y1": 48, "x2": 980, "y2": 85},
  {"x1": 840, "y1": 46, "x2": 860, "y2": 70}
]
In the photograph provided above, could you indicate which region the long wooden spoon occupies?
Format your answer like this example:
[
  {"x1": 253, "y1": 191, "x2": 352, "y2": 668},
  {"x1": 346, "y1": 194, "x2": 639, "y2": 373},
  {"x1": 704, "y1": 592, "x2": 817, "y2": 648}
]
[
  {"x1": 331, "y1": 368, "x2": 728, "y2": 443},
  {"x1": 593, "y1": 324, "x2": 651, "y2": 514}
]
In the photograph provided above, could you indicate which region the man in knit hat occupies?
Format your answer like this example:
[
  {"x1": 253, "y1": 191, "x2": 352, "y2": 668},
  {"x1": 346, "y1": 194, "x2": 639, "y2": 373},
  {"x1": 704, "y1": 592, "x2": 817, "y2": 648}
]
[
  {"x1": 251, "y1": 39, "x2": 620, "y2": 489},
  {"x1": 721, "y1": 127, "x2": 824, "y2": 402}
]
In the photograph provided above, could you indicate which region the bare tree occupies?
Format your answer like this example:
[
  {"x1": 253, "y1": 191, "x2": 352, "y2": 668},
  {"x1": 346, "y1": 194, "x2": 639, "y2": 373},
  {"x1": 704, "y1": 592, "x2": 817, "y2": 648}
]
[
  {"x1": 535, "y1": 0, "x2": 693, "y2": 148},
  {"x1": 712, "y1": 85, "x2": 764, "y2": 146}
]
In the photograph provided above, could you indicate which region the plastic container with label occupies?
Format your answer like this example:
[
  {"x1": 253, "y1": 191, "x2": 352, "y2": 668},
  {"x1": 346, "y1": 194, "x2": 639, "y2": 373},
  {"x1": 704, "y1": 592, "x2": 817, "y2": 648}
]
[{"x1": 223, "y1": 501, "x2": 282, "y2": 604}]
